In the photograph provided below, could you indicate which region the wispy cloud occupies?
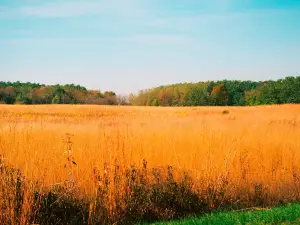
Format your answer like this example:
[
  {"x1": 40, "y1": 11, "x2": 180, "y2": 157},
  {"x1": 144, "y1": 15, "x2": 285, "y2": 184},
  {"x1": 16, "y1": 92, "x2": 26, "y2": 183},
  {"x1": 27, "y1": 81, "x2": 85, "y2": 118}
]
[
  {"x1": 0, "y1": 0, "x2": 146, "y2": 19},
  {"x1": 2, "y1": 0, "x2": 298, "y2": 46},
  {"x1": 140, "y1": 7, "x2": 300, "y2": 32},
  {"x1": 3, "y1": 1, "x2": 129, "y2": 21},
  {"x1": 19, "y1": 2, "x2": 105, "y2": 18},
  {"x1": 124, "y1": 34, "x2": 196, "y2": 44},
  {"x1": 2, "y1": 34, "x2": 196, "y2": 45}
]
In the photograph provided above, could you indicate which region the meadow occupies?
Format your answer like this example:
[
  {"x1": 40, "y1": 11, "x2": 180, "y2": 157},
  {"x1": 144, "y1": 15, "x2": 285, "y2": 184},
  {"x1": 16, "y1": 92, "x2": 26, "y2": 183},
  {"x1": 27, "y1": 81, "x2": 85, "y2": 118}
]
[{"x1": 0, "y1": 105, "x2": 300, "y2": 224}]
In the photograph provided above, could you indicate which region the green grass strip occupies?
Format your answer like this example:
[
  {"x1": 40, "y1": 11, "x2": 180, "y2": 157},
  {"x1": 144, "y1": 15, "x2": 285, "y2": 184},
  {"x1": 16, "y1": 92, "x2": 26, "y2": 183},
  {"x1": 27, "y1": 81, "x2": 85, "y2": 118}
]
[{"x1": 146, "y1": 203, "x2": 300, "y2": 225}]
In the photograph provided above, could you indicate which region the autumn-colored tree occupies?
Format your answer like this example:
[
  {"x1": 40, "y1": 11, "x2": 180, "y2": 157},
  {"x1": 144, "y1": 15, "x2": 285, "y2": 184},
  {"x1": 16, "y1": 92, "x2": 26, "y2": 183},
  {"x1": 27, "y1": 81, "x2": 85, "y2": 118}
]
[
  {"x1": 117, "y1": 95, "x2": 129, "y2": 105},
  {"x1": 3, "y1": 86, "x2": 16, "y2": 104},
  {"x1": 104, "y1": 91, "x2": 116, "y2": 97},
  {"x1": 172, "y1": 87, "x2": 180, "y2": 106},
  {"x1": 33, "y1": 86, "x2": 54, "y2": 104},
  {"x1": 128, "y1": 93, "x2": 136, "y2": 105},
  {"x1": 158, "y1": 88, "x2": 173, "y2": 106},
  {"x1": 134, "y1": 90, "x2": 148, "y2": 106},
  {"x1": 74, "y1": 90, "x2": 86, "y2": 104},
  {"x1": 210, "y1": 84, "x2": 229, "y2": 106},
  {"x1": 0, "y1": 77, "x2": 300, "y2": 106}
]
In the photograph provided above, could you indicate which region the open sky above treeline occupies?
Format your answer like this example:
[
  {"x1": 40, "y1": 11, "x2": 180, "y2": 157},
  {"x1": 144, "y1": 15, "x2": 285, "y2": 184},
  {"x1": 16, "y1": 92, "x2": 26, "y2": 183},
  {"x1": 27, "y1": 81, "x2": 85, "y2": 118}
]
[{"x1": 0, "y1": 0, "x2": 300, "y2": 94}]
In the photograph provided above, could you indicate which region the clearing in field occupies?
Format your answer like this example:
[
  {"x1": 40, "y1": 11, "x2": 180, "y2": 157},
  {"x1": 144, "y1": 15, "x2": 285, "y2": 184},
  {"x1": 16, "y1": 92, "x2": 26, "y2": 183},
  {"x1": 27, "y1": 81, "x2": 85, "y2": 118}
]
[{"x1": 0, "y1": 105, "x2": 300, "y2": 224}]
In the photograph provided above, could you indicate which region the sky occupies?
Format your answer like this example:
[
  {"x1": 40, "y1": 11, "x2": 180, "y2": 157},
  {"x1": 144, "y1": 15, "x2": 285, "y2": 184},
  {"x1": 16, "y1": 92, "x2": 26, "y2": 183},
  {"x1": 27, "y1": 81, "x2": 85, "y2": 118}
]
[{"x1": 0, "y1": 0, "x2": 300, "y2": 94}]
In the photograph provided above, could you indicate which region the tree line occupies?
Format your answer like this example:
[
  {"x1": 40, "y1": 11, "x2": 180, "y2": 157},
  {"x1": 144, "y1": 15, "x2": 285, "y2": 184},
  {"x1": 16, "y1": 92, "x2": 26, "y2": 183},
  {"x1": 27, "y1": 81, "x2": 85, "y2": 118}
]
[
  {"x1": 129, "y1": 76, "x2": 300, "y2": 106},
  {"x1": 1, "y1": 76, "x2": 299, "y2": 106},
  {"x1": 0, "y1": 81, "x2": 118, "y2": 105}
]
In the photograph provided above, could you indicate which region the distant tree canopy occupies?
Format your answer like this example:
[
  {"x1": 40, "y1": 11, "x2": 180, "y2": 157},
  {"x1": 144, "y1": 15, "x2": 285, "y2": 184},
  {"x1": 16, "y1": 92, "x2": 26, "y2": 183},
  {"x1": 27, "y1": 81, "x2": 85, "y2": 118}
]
[
  {"x1": 129, "y1": 76, "x2": 300, "y2": 106},
  {"x1": 1, "y1": 76, "x2": 300, "y2": 106},
  {"x1": 0, "y1": 82, "x2": 118, "y2": 105}
]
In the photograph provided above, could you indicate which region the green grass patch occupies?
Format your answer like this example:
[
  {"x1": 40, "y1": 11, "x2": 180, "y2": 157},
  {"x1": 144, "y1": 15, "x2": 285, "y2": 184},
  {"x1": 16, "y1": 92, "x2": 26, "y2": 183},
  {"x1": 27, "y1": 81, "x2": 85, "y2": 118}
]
[{"x1": 147, "y1": 203, "x2": 300, "y2": 225}]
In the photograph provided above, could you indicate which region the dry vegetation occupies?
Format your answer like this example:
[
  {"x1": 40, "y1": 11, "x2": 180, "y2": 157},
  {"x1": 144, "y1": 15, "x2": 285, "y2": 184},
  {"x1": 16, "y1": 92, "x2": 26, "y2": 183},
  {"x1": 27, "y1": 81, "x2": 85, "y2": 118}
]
[{"x1": 0, "y1": 105, "x2": 300, "y2": 224}]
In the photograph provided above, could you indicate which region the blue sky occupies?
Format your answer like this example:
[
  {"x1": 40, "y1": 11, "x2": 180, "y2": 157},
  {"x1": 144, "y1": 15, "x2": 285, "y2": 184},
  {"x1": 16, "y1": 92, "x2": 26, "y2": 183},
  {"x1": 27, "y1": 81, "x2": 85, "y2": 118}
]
[{"x1": 0, "y1": 0, "x2": 300, "y2": 94}]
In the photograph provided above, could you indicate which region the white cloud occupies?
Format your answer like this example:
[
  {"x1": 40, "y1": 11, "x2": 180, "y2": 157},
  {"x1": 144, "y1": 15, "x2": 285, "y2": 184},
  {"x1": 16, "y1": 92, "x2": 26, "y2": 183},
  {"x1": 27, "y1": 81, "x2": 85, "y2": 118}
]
[
  {"x1": 19, "y1": 2, "x2": 105, "y2": 18},
  {"x1": 124, "y1": 34, "x2": 196, "y2": 44},
  {"x1": 2, "y1": 34, "x2": 196, "y2": 45},
  {"x1": 13, "y1": 0, "x2": 147, "y2": 19}
]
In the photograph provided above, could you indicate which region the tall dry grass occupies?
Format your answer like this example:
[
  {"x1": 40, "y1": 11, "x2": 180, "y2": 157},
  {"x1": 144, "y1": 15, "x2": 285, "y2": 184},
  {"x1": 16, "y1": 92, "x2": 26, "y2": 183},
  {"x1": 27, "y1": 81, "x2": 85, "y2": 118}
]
[{"x1": 0, "y1": 105, "x2": 300, "y2": 224}]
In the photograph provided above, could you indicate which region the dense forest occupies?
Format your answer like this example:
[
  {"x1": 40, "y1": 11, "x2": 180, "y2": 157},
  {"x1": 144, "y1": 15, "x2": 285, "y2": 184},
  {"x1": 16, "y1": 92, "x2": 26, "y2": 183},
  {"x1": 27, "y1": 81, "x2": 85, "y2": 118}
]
[
  {"x1": 0, "y1": 81, "x2": 118, "y2": 105},
  {"x1": 1, "y1": 76, "x2": 300, "y2": 106},
  {"x1": 129, "y1": 76, "x2": 300, "y2": 106}
]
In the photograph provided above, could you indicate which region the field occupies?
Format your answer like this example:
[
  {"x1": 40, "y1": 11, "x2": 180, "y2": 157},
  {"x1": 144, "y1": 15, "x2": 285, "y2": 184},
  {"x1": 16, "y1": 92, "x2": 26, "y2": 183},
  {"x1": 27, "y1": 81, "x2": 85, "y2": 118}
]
[{"x1": 0, "y1": 105, "x2": 300, "y2": 224}]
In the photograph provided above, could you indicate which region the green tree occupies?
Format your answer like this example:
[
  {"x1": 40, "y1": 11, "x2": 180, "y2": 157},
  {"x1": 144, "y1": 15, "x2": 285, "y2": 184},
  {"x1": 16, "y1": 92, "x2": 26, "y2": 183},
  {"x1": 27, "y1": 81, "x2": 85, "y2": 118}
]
[
  {"x1": 152, "y1": 99, "x2": 159, "y2": 106},
  {"x1": 187, "y1": 87, "x2": 208, "y2": 106},
  {"x1": 52, "y1": 95, "x2": 62, "y2": 104}
]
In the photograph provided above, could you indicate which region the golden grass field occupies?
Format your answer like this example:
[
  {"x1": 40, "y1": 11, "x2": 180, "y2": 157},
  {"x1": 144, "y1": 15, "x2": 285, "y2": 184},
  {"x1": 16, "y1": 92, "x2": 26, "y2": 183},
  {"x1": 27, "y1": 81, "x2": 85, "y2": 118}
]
[{"x1": 0, "y1": 104, "x2": 300, "y2": 224}]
